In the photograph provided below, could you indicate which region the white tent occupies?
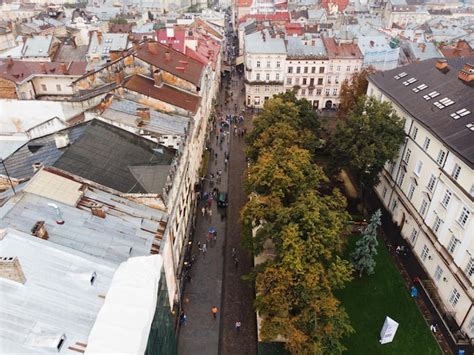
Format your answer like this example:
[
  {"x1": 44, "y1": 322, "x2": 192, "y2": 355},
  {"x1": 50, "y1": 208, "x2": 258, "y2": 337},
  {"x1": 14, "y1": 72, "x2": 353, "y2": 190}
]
[{"x1": 379, "y1": 316, "x2": 399, "y2": 345}]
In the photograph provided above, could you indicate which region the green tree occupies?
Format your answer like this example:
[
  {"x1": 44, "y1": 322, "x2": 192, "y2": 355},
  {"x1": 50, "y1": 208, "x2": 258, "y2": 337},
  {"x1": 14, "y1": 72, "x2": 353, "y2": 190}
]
[
  {"x1": 109, "y1": 17, "x2": 128, "y2": 25},
  {"x1": 351, "y1": 209, "x2": 382, "y2": 277},
  {"x1": 330, "y1": 96, "x2": 405, "y2": 188},
  {"x1": 337, "y1": 67, "x2": 375, "y2": 118}
]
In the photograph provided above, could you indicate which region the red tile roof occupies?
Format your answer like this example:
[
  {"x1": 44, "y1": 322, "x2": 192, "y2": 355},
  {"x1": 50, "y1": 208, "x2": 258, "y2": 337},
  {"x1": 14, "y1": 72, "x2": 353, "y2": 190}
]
[
  {"x1": 156, "y1": 27, "x2": 186, "y2": 52},
  {"x1": 322, "y1": 37, "x2": 363, "y2": 59},
  {"x1": 440, "y1": 41, "x2": 474, "y2": 58},
  {"x1": 285, "y1": 23, "x2": 304, "y2": 36},
  {"x1": 321, "y1": 0, "x2": 349, "y2": 12},
  {"x1": 135, "y1": 42, "x2": 204, "y2": 88},
  {"x1": 190, "y1": 18, "x2": 223, "y2": 40},
  {"x1": 0, "y1": 60, "x2": 87, "y2": 83},
  {"x1": 123, "y1": 74, "x2": 201, "y2": 113},
  {"x1": 236, "y1": 0, "x2": 252, "y2": 7},
  {"x1": 240, "y1": 12, "x2": 290, "y2": 23}
]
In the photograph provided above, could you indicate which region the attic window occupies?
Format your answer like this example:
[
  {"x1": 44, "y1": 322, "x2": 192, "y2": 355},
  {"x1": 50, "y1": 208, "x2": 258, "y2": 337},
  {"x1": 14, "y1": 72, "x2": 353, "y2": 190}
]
[
  {"x1": 90, "y1": 271, "x2": 97, "y2": 285},
  {"x1": 433, "y1": 97, "x2": 455, "y2": 109},
  {"x1": 57, "y1": 334, "x2": 66, "y2": 352},
  {"x1": 423, "y1": 91, "x2": 440, "y2": 100},
  {"x1": 402, "y1": 77, "x2": 417, "y2": 86},
  {"x1": 394, "y1": 72, "x2": 407, "y2": 79},
  {"x1": 412, "y1": 84, "x2": 427, "y2": 93},
  {"x1": 450, "y1": 108, "x2": 471, "y2": 120}
]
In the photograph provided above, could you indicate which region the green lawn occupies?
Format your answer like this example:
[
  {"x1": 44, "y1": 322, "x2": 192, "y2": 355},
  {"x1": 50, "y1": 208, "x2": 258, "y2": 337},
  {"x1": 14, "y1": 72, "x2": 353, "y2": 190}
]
[{"x1": 337, "y1": 235, "x2": 442, "y2": 355}]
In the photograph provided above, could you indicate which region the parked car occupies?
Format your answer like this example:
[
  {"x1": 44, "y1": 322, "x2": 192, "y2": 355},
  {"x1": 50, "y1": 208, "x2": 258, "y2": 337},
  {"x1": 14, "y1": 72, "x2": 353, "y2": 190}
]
[{"x1": 217, "y1": 192, "x2": 228, "y2": 208}]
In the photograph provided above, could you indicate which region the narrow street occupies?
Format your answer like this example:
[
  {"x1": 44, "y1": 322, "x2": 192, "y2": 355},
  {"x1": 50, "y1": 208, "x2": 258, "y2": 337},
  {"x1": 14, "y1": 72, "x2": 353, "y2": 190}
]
[{"x1": 177, "y1": 12, "x2": 257, "y2": 354}]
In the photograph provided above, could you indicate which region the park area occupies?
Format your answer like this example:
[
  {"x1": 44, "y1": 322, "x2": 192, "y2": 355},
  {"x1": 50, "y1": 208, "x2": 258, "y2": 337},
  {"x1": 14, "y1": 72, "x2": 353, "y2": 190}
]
[{"x1": 337, "y1": 234, "x2": 442, "y2": 355}]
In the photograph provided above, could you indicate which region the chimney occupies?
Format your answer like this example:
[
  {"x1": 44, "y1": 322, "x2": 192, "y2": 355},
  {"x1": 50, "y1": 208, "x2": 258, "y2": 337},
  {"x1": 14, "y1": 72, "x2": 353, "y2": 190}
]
[
  {"x1": 166, "y1": 26, "x2": 175, "y2": 38},
  {"x1": 137, "y1": 107, "x2": 151, "y2": 122},
  {"x1": 0, "y1": 257, "x2": 27, "y2": 284},
  {"x1": 97, "y1": 31, "x2": 103, "y2": 45},
  {"x1": 40, "y1": 62, "x2": 47, "y2": 74},
  {"x1": 435, "y1": 59, "x2": 448, "y2": 71},
  {"x1": 31, "y1": 221, "x2": 49, "y2": 240},
  {"x1": 165, "y1": 51, "x2": 171, "y2": 61},
  {"x1": 418, "y1": 43, "x2": 426, "y2": 53},
  {"x1": 148, "y1": 42, "x2": 159, "y2": 55},
  {"x1": 153, "y1": 71, "x2": 162, "y2": 87},
  {"x1": 458, "y1": 63, "x2": 474, "y2": 83},
  {"x1": 32, "y1": 162, "x2": 43, "y2": 173},
  {"x1": 91, "y1": 207, "x2": 106, "y2": 218},
  {"x1": 59, "y1": 62, "x2": 67, "y2": 75},
  {"x1": 54, "y1": 133, "x2": 70, "y2": 149},
  {"x1": 6, "y1": 56, "x2": 13, "y2": 67}
]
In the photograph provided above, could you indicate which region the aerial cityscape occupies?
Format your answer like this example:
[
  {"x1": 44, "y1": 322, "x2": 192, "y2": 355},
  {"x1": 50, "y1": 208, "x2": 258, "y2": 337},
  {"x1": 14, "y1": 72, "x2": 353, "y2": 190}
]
[{"x1": 0, "y1": 0, "x2": 472, "y2": 353}]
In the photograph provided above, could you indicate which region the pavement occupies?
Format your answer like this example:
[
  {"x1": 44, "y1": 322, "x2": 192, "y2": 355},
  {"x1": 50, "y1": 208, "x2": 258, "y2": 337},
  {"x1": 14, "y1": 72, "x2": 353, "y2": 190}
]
[{"x1": 178, "y1": 32, "x2": 257, "y2": 354}]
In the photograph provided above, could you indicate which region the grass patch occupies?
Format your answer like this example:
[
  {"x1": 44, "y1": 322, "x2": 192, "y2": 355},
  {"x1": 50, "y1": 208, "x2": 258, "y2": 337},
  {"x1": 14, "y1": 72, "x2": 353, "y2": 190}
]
[{"x1": 337, "y1": 235, "x2": 441, "y2": 355}]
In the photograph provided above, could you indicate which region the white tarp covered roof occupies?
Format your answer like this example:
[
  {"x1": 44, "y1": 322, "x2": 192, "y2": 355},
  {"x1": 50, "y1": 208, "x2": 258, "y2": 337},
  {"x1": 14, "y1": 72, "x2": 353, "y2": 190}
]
[{"x1": 85, "y1": 255, "x2": 163, "y2": 355}]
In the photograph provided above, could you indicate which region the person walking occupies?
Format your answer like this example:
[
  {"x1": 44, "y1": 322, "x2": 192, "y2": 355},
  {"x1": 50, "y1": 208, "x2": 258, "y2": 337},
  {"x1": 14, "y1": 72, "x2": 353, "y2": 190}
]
[
  {"x1": 202, "y1": 243, "x2": 207, "y2": 257},
  {"x1": 201, "y1": 207, "x2": 206, "y2": 216},
  {"x1": 235, "y1": 321, "x2": 241, "y2": 332},
  {"x1": 211, "y1": 306, "x2": 219, "y2": 319},
  {"x1": 180, "y1": 311, "x2": 187, "y2": 326},
  {"x1": 234, "y1": 256, "x2": 239, "y2": 268}
]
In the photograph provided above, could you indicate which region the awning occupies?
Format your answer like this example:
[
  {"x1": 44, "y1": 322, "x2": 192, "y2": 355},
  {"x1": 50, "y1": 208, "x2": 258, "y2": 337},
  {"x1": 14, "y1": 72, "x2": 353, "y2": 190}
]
[{"x1": 236, "y1": 55, "x2": 244, "y2": 65}]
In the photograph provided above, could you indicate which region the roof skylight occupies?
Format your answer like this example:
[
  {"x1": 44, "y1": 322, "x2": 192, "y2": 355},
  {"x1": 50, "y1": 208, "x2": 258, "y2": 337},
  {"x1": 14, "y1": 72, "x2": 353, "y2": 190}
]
[
  {"x1": 412, "y1": 84, "x2": 428, "y2": 93},
  {"x1": 466, "y1": 123, "x2": 474, "y2": 131},
  {"x1": 423, "y1": 91, "x2": 440, "y2": 100},
  {"x1": 394, "y1": 72, "x2": 408, "y2": 80},
  {"x1": 450, "y1": 108, "x2": 471, "y2": 120},
  {"x1": 402, "y1": 77, "x2": 417, "y2": 86},
  {"x1": 433, "y1": 97, "x2": 455, "y2": 109}
]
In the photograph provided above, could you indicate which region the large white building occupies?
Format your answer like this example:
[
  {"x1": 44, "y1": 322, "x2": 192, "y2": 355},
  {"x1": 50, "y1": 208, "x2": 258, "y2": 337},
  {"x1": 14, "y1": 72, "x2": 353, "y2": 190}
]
[
  {"x1": 369, "y1": 58, "x2": 474, "y2": 341},
  {"x1": 244, "y1": 31, "x2": 363, "y2": 109}
]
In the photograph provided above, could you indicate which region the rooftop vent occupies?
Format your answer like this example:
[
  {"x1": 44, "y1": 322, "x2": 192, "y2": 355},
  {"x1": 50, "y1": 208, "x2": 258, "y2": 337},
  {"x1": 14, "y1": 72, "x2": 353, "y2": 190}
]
[
  {"x1": 91, "y1": 207, "x2": 106, "y2": 218},
  {"x1": 32, "y1": 162, "x2": 43, "y2": 173},
  {"x1": 54, "y1": 133, "x2": 70, "y2": 149},
  {"x1": 31, "y1": 221, "x2": 49, "y2": 240},
  {"x1": 0, "y1": 257, "x2": 26, "y2": 284},
  {"x1": 136, "y1": 107, "x2": 151, "y2": 123}
]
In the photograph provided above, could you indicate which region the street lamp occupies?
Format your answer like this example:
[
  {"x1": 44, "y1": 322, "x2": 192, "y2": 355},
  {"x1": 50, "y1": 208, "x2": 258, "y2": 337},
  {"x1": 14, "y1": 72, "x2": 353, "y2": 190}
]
[{"x1": 0, "y1": 159, "x2": 16, "y2": 194}]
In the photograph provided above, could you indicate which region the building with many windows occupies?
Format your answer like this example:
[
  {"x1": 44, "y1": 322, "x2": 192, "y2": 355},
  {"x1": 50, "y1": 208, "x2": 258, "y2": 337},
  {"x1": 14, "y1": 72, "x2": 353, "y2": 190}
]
[{"x1": 368, "y1": 58, "x2": 474, "y2": 342}]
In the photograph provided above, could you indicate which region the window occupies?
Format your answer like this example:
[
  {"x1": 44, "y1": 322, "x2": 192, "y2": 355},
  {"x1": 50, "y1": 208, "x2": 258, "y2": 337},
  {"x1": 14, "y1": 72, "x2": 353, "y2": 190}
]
[
  {"x1": 436, "y1": 150, "x2": 446, "y2": 165},
  {"x1": 398, "y1": 171, "x2": 405, "y2": 186},
  {"x1": 427, "y1": 174, "x2": 436, "y2": 191},
  {"x1": 266, "y1": 61, "x2": 270, "y2": 68},
  {"x1": 308, "y1": 89, "x2": 313, "y2": 96},
  {"x1": 266, "y1": 73, "x2": 270, "y2": 81},
  {"x1": 264, "y1": 85, "x2": 269, "y2": 92},
  {"x1": 407, "y1": 183, "x2": 415, "y2": 200},
  {"x1": 419, "y1": 199, "x2": 428, "y2": 216},
  {"x1": 433, "y1": 216, "x2": 443, "y2": 232},
  {"x1": 434, "y1": 266, "x2": 443, "y2": 282},
  {"x1": 422, "y1": 137, "x2": 431, "y2": 150},
  {"x1": 452, "y1": 164, "x2": 461, "y2": 180},
  {"x1": 317, "y1": 78, "x2": 323, "y2": 85},
  {"x1": 316, "y1": 88, "x2": 322, "y2": 95},
  {"x1": 329, "y1": 65, "x2": 333, "y2": 71},
  {"x1": 288, "y1": 66, "x2": 293, "y2": 74},
  {"x1": 256, "y1": 61, "x2": 261, "y2": 68},
  {"x1": 448, "y1": 288, "x2": 461, "y2": 308},
  {"x1": 412, "y1": 126, "x2": 418, "y2": 140},
  {"x1": 301, "y1": 88, "x2": 306, "y2": 95},
  {"x1": 414, "y1": 160, "x2": 423, "y2": 176},
  {"x1": 390, "y1": 199, "x2": 397, "y2": 212},
  {"x1": 335, "y1": 76, "x2": 339, "y2": 84},
  {"x1": 56, "y1": 84, "x2": 61, "y2": 92},
  {"x1": 327, "y1": 76, "x2": 332, "y2": 84},
  {"x1": 296, "y1": 66, "x2": 301, "y2": 74},
  {"x1": 332, "y1": 88, "x2": 338, "y2": 96},
  {"x1": 404, "y1": 148, "x2": 411, "y2": 163},
  {"x1": 256, "y1": 73, "x2": 260, "y2": 80},
  {"x1": 311, "y1": 66, "x2": 316, "y2": 73},
  {"x1": 255, "y1": 86, "x2": 260, "y2": 93},
  {"x1": 458, "y1": 207, "x2": 470, "y2": 227},
  {"x1": 421, "y1": 245, "x2": 429, "y2": 261},
  {"x1": 346, "y1": 65, "x2": 351, "y2": 72},
  {"x1": 276, "y1": 73, "x2": 280, "y2": 81},
  {"x1": 319, "y1": 67, "x2": 325, "y2": 73},
  {"x1": 447, "y1": 235, "x2": 459, "y2": 254},
  {"x1": 310, "y1": 78, "x2": 314, "y2": 86},
  {"x1": 410, "y1": 228, "x2": 418, "y2": 244},
  {"x1": 325, "y1": 88, "x2": 330, "y2": 96},
  {"x1": 287, "y1": 78, "x2": 292, "y2": 85},
  {"x1": 382, "y1": 186, "x2": 387, "y2": 199},
  {"x1": 302, "y1": 78, "x2": 307, "y2": 85},
  {"x1": 276, "y1": 61, "x2": 280, "y2": 68},
  {"x1": 304, "y1": 66, "x2": 308, "y2": 73},
  {"x1": 295, "y1": 78, "x2": 300, "y2": 85},
  {"x1": 441, "y1": 190, "x2": 452, "y2": 208},
  {"x1": 465, "y1": 257, "x2": 474, "y2": 278},
  {"x1": 41, "y1": 84, "x2": 47, "y2": 91},
  {"x1": 336, "y1": 65, "x2": 341, "y2": 71}
]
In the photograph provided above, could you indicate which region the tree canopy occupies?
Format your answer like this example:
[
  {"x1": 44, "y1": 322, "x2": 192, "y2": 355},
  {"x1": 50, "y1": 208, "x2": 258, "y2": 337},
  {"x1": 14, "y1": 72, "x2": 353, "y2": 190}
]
[
  {"x1": 337, "y1": 67, "x2": 375, "y2": 118},
  {"x1": 243, "y1": 94, "x2": 353, "y2": 354},
  {"x1": 329, "y1": 96, "x2": 405, "y2": 188}
]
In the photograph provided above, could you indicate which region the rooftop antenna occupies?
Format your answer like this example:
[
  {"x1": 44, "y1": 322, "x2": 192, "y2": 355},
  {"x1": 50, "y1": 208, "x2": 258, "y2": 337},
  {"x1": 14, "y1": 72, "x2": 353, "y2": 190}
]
[{"x1": 48, "y1": 203, "x2": 65, "y2": 225}]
